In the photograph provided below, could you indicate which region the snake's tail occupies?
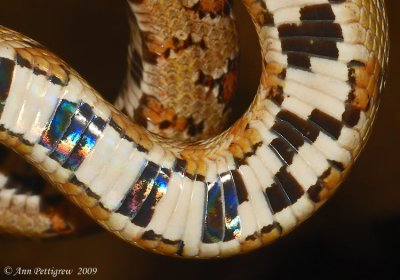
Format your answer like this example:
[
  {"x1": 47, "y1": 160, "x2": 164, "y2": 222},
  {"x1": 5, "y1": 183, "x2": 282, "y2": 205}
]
[{"x1": 0, "y1": 146, "x2": 82, "y2": 237}]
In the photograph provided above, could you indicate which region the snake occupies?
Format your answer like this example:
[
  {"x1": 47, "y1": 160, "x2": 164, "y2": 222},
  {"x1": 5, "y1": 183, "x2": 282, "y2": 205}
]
[{"x1": 0, "y1": 0, "x2": 389, "y2": 258}]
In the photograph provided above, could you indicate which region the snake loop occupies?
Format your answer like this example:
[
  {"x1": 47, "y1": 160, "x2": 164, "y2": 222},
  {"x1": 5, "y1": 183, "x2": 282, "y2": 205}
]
[{"x1": 0, "y1": 0, "x2": 389, "y2": 258}]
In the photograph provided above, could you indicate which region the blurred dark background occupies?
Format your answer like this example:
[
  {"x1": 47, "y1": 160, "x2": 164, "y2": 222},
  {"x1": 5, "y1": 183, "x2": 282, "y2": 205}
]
[{"x1": 0, "y1": 1, "x2": 399, "y2": 279}]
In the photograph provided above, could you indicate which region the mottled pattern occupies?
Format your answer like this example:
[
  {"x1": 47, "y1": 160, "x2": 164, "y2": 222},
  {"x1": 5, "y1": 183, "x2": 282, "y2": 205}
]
[{"x1": 116, "y1": 0, "x2": 239, "y2": 140}]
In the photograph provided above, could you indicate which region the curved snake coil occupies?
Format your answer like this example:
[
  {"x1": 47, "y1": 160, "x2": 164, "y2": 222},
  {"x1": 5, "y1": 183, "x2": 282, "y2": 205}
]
[{"x1": 0, "y1": 0, "x2": 389, "y2": 258}]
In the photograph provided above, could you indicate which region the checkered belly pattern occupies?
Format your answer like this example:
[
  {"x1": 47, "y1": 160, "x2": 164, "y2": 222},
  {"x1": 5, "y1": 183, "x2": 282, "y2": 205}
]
[{"x1": 0, "y1": 0, "x2": 389, "y2": 258}]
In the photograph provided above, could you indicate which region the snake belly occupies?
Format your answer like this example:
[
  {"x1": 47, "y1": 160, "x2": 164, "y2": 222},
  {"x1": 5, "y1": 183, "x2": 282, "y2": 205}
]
[{"x1": 0, "y1": 0, "x2": 389, "y2": 258}]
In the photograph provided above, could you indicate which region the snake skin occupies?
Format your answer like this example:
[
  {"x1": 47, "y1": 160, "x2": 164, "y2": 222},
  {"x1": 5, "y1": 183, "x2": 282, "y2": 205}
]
[
  {"x1": 0, "y1": 0, "x2": 389, "y2": 258},
  {"x1": 116, "y1": 0, "x2": 239, "y2": 140}
]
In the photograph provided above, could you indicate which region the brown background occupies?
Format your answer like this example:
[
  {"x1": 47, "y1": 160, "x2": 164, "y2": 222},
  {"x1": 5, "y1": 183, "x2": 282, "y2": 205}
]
[{"x1": 0, "y1": 1, "x2": 399, "y2": 279}]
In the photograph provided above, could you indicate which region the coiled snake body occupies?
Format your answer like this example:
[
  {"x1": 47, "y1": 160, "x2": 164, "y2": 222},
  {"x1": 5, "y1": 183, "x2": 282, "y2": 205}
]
[{"x1": 0, "y1": 0, "x2": 389, "y2": 258}]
